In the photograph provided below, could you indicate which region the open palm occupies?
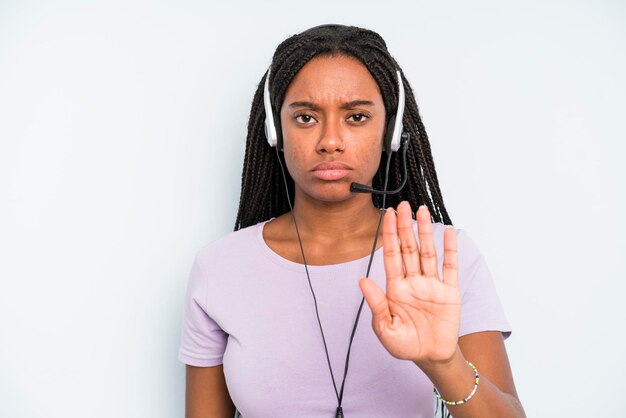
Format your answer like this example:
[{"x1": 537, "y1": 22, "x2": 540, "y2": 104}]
[{"x1": 359, "y1": 201, "x2": 461, "y2": 365}]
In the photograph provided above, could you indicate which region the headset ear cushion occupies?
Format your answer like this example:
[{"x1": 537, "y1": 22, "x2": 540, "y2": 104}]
[
  {"x1": 384, "y1": 115, "x2": 396, "y2": 153},
  {"x1": 273, "y1": 112, "x2": 283, "y2": 151}
]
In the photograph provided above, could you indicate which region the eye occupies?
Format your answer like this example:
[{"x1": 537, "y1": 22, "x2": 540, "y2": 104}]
[
  {"x1": 347, "y1": 113, "x2": 369, "y2": 123},
  {"x1": 294, "y1": 114, "x2": 317, "y2": 124}
]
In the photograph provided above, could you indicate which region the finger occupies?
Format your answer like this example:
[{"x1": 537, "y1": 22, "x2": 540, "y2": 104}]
[
  {"x1": 382, "y1": 208, "x2": 405, "y2": 283},
  {"x1": 396, "y1": 201, "x2": 420, "y2": 277},
  {"x1": 442, "y1": 226, "x2": 459, "y2": 287},
  {"x1": 416, "y1": 205, "x2": 439, "y2": 278},
  {"x1": 359, "y1": 277, "x2": 391, "y2": 327}
]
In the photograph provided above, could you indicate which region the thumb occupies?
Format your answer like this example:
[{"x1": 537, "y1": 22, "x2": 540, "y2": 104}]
[{"x1": 359, "y1": 277, "x2": 390, "y2": 323}]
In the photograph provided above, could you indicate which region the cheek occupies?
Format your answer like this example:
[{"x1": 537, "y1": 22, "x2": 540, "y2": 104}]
[
  {"x1": 282, "y1": 144, "x2": 306, "y2": 180},
  {"x1": 362, "y1": 154, "x2": 382, "y2": 180},
  {"x1": 354, "y1": 137, "x2": 384, "y2": 172}
]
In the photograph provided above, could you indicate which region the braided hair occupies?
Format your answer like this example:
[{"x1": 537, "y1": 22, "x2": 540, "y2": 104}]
[{"x1": 234, "y1": 24, "x2": 452, "y2": 231}]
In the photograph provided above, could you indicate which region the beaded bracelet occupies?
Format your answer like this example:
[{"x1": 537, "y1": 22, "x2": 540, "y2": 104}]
[{"x1": 433, "y1": 361, "x2": 480, "y2": 406}]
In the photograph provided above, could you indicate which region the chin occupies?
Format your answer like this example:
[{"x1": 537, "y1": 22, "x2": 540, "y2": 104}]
[{"x1": 303, "y1": 182, "x2": 360, "y2": 203}]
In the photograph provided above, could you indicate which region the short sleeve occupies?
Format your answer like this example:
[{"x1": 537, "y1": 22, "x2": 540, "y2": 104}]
[
  {"x1": 178, "y1": 253, "x2": 228, "y2": 366},
  {"x1": 455, "y1": 229, "x2": 512, "y2": 340}
]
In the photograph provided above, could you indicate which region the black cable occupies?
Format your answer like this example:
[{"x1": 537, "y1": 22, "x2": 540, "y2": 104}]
[{"x1": 274, "y1": 145, "x2": 395, "y2": 417}]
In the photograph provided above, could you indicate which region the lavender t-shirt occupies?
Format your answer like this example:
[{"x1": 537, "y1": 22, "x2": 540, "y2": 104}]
[{"x1": 178, "y1": 219, "x2": 511, "y2": 418}]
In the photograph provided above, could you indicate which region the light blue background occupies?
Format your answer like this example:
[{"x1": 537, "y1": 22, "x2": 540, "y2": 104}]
[{"x1": 1, "y1": 1, "x2": 624, "y2": 417}]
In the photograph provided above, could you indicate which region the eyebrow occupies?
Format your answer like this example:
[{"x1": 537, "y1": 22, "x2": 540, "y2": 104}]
[{"x1": 288, "y1": 100, "x2": 376, "y2": 110}]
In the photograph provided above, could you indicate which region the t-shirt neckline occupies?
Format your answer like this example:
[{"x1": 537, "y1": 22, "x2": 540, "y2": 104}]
[{"x1": 255, "y1": 218, "x2": 384, "y2": 273}]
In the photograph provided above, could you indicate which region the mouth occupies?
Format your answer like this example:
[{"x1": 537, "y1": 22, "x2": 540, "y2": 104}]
[{"x1": 311, "y1": 162, "x2": 352, "y2": 181}]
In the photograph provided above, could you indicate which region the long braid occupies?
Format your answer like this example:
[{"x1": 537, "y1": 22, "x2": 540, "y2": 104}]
[{"x1": 235, "y1": 24, "x2": 452, "y2": 230}]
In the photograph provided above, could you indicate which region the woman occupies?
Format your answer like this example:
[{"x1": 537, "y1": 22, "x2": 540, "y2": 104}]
[{"x1": 179, "y1": 24, "x2": 525, "y2": 418}]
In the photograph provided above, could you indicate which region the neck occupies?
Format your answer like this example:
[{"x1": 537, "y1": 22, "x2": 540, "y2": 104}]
[{"x1": 290, "y1": 189, "x2": 382, "y2": 242}]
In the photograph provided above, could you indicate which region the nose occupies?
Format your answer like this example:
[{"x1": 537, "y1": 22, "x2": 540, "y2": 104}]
[{"x1": 317, "y1": 117, "x2": 345, "y2": 153}]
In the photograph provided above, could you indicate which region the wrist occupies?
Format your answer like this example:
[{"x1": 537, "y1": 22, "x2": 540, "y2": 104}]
[
  {"x1": 414, "y1": 345, "x2": 465, "y2": 377},
  {"x1": 415, "y1": 347, "x2": 478, "y2": 404}
]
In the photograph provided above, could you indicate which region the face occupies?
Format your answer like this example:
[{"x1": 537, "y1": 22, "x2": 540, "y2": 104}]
[{"x1": 279, "y1": 55, "x2": 386, "y2": 203}]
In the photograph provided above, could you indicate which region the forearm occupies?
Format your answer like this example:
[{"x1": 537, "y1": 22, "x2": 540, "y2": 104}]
[{"x1": 416, "y1": 346, "x2": 526, "y2": 418}]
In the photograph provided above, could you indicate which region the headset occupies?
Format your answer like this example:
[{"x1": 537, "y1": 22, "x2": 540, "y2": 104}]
[{"x1": 264, "y1": 68, "x2": 407, "y2": 154}]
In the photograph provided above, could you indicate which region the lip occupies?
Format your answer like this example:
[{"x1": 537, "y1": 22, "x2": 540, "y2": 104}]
[{"x1": 311, "y1": 161, "x2": 352, "y2": 181}]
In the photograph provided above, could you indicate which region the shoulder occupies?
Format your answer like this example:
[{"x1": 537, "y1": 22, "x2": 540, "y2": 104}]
[{"x1": 193, "y1": 221, "x2": 267, "y2": 273}]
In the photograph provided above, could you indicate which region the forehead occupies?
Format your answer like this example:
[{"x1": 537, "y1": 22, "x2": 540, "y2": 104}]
[{"x1": 282, "y1": 55, "x2": 383, "y2": 106}]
